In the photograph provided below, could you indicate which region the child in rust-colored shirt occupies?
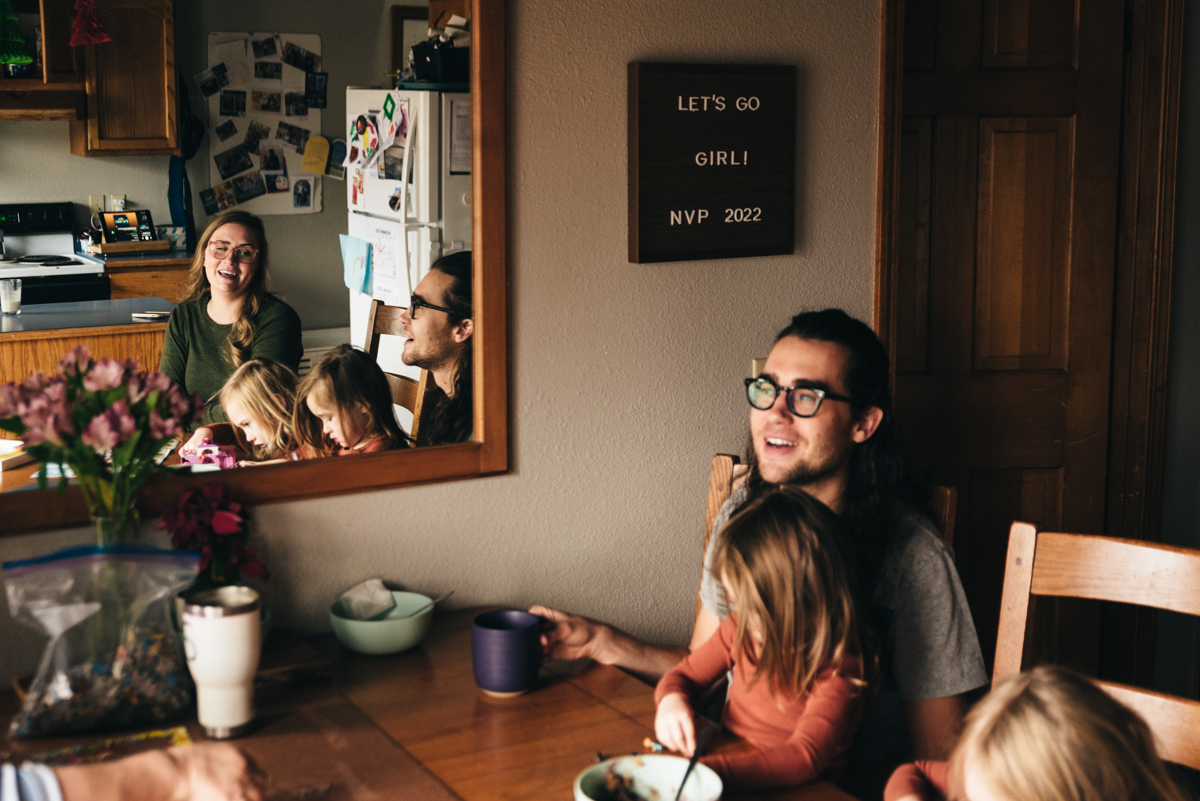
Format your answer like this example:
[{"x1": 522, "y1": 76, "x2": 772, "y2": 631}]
[{"x1": 654, "y1": 486, "x2": 875, "y2": 793}]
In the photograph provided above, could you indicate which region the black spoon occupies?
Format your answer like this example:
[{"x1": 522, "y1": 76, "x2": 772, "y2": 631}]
[{"x1": 674, "y1": 725, "x2": 717, "y2": 801}]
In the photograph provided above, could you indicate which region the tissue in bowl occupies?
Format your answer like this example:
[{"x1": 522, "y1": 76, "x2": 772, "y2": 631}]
[
  {"x1": 574, "y1": 755, "x2": 722, "y2": 801},
  {"x1": 180, "y1": 440, "x2": 237, "y2": 469}
]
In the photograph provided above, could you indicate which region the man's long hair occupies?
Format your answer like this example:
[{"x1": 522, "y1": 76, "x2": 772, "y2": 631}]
[
  {"x1": 417, "y1": 251, "x2": 474, "y2": 446},
  {"x1": 747, "y1": 309, "x2": 928, "y2": 593}
]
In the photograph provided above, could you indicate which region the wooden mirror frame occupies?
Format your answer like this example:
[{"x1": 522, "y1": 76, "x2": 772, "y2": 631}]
[{"x1": 0, "y1": 0, "x2": 508, "y2": 537}]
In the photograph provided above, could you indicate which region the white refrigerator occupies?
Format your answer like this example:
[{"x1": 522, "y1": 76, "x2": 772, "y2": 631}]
[{"x1": 345, "y1": 87, "x2": 472, "y2": 390}]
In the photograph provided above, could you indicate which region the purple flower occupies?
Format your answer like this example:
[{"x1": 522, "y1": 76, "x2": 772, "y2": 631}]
[
  {"x1": 130, "y1": 372, "x2": 173, "y2": 404},
  {"x1": 59, "y1": 346, "x2": 93, "y2": 377},
  {"x1": 81, "y1": 411, "x2": 120, "y2": 452},
  {"x1": 83, "y1": 359, "x2": 128, "y2": 392},
  {"x1": 21, "y1": 372, "x2": 49, "y2": 395},
  {"x1": 149, "y1": 409, "x2": 182, "y2": 439},
  {"x1": 108, "y1": 400, "x2": 137, "y2": 440},
  {"x1": 19, "y1": 397, "x2": 71, "y2": 447}
]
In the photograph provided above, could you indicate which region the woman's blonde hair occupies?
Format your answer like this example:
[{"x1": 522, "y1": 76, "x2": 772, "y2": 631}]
[
  {"x1": 713, "y1": 485, "x2": 877, "y2": 701},
  {"x1": 949, "y1": 665, "x2": 1187, "y2": 801},
  {"x1": 185, "y1": 210, "x2": 274, "y2": 368},
  {"x1": 292, "y1": 345, "x2": 409, "y2": 456},
  {"x1": 218, "y1": 359, "x2": 298, "y2": 459}
]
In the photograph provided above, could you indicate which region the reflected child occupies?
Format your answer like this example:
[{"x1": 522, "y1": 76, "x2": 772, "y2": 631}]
[
  {"x1": 654, "y1": 486, "x2": 876, "y2": 792},
  {"x1": 293, "y1": 344, "x2": 409, "y2": 457},
  {"x1": 218, "y1": 358, "x2": 306, "y2": 465}
]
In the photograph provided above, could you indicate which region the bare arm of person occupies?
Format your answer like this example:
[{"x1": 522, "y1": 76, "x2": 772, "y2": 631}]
[
  {"x1": 902, "y1": 694, "x2": 966, "y2": 760},
  {"x1": 529, "y1": 605, "x2": 690, "y2": 683},
  {"x1": 688, "y1": 606, "x2": 720, "y2": 652},
  {"x1": 54, "y1": 743, "x2": 268, "y2": 801}
]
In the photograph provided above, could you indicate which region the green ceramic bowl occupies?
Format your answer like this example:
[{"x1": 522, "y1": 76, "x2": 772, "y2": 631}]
[
  {"x1": 574, "y1": 755, "x2": 722, "y2": 801},
  {"x1": 329, "y1": 591, "x2": 434, "y2": 655}
]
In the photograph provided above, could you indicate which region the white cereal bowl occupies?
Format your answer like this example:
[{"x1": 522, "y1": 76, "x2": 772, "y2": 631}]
[{"x1": 574, "y1": 755, "x2": 722, "y2": 801}]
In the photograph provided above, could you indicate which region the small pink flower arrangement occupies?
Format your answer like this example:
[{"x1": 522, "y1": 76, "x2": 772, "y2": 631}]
[
  {"x1": 0, "y1": 346, "x2": 203, "y2": 543},
  {"x1": 157, "y1": 483, "x2": 268, "y2": 590}
]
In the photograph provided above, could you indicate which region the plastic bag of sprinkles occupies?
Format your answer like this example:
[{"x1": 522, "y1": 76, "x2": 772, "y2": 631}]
[{"x1": 3, "y1": 544, "x2": 199, "y2": 738}]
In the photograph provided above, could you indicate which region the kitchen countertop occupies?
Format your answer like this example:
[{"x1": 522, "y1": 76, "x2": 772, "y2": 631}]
[
  {"x1": 87, "y1": 249, "x2": 194, "y2": 269},
  {"x1": 0, "y1": 296, "x2": 174, "y2": 335}
]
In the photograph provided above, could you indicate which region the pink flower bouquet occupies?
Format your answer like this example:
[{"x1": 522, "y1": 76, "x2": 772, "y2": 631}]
[
  {"x1": 0, "y1": 346, "x2": 203, "y2": 543},
  {"x1": 157, "y1": 483, "x2": 268, "y2": 590}
]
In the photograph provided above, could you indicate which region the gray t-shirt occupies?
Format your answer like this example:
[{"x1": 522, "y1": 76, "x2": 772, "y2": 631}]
[{"x1": 699, "y1": 486, "x2": 988, "y2": 763}]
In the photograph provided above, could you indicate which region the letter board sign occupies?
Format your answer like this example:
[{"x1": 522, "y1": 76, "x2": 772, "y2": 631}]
[{"x1": 628, "y1": 63, "x2": 796, "y2": 264}]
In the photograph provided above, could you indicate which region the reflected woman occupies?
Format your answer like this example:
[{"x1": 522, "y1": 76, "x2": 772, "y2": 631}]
[{"x1": 160, "y1": 211, "x2": 303, "y2": 430}]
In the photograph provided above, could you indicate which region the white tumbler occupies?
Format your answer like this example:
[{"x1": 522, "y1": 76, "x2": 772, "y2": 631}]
[{"x1": 181, "y1": 586, "x2": 261, "y2": 739}]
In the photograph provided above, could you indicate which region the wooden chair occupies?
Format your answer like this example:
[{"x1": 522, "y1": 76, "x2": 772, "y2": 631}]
[
  {"x1": 696, "y1": 454, "x2": 748, "y2": 620},
  {"x1": 993, "y1": 522, "x2": 1200, "y2": 769},
  {"x1": 363, "y1": 299, "x2": 431, "y2": 441},
  {"x1": 929, "y1": 485, "x2": 957, "y2": 545}
]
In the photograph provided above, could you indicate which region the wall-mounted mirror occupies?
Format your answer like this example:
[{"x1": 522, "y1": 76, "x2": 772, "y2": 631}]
[{"x1": 0, "y1": 0, "x2": 507, "y2": 536}]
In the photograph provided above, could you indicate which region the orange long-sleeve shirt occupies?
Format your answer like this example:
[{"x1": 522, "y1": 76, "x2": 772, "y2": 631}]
[
  {"x1": 884, "y1": 760, "x2": 949, "y2": 801},
  {"x1": 654, "y1": 615, "x2": 866, "y2": 792}
]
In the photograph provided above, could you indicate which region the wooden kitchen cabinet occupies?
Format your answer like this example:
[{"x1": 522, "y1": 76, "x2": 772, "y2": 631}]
[
  {"x1": 106, "y1": 255, "x2": 191, "y2": 303},
  {"x1": 69, "y1": 0, "x2": 178, "y2": 156},
  {"x1": 0, "y1": 0, "x2": 85, "y2": 120}
]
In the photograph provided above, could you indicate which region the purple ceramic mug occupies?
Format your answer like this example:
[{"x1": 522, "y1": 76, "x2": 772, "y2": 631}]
[{"x1": 471, "y1": 610, "x2": 543, "y2": 697}]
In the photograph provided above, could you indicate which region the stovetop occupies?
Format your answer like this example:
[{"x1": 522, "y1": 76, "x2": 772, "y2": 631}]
[{"x1": 10, "y1": 254, "x2": 86, "y2": 266}]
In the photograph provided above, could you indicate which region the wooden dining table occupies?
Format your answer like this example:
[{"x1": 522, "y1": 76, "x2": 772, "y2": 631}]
[{"x1": 2, "y1": 608, "x2": 858, "y2": 801}]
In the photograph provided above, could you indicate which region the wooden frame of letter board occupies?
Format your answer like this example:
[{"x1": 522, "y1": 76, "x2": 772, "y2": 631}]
[{"x1": 628, "y1": 63, "x2": 796, "y2": 264}]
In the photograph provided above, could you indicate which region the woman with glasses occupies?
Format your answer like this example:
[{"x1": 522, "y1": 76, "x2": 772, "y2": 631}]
[{"x1": 160, "y1": 210, "x2": 303, "y2": 430}]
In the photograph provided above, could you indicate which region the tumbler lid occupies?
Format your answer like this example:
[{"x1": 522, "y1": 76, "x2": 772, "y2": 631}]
[{"x1": 182, "y1": 585, "x2": 260, "y2": 618}]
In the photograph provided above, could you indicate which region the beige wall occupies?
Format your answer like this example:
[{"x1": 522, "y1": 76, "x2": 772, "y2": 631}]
[{"x1": 0, "y1": 0, "x2": 880, "y2": 683}]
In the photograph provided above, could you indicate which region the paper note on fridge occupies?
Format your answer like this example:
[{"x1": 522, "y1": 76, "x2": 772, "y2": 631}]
[{"x1": 339, "y1": 234, "x2": 371, "y2": 293}]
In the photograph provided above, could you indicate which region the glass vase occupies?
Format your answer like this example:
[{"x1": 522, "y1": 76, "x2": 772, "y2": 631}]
[{"x1": 92, "y1": 511, "x2": 136, "y2": 545}]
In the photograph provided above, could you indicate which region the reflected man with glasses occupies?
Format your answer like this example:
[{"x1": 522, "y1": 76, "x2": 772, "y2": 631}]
[
  {"x1": 531, "y1": 309, "x2": 986, "y2": 780},
  {"x1": 400, "y1": 251, "x2": 474, "y2": 446},
  {"x1": 161, "y1": 211, "x2": 303, "y2": 430}
]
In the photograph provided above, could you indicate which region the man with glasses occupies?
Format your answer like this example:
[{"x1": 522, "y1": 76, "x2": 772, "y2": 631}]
[
  {"x1": 531, "y1": 309, "x2": 985, "y2": 776},
  {"x1": 400, "y1": 250, "x2": 474, "y2": 445}
]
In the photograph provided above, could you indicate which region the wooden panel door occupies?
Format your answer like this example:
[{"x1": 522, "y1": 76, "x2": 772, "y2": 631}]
[
  {"x1": 894, "y1": 0, "x2": 1126, "y2": 672},
  {"x1": 69, "y1": 0, "x2": 178, "y2": 156}
]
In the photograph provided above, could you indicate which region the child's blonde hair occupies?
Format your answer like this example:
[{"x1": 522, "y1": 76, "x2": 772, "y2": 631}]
[
  {"x1": 949, "y1": 665, "x2": 1186, "y2": 801},
  {"x1": 292, "y1": 344, "x2": 408, "y2": 456},
  {"x1": 218, "y1": 358, "x2": 298, "y2": 459},
  {"x1": 714, "y1": 485, "x2": 876, "y2": 701}
]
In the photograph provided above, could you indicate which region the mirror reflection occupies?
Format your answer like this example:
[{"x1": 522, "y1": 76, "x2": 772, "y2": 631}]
[{"x1": 0, "y1": 18, "x2": 480, "y2": 496}]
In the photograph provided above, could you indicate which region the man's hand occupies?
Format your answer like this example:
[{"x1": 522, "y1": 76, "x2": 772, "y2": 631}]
[
  {"x1": 55, "y1": 743, "x2": 268, "y2": 801},
  {"x1": 167, "y1": 743, "x2": 268, "y2": 801},
  {"x1": 528, "y1": 605, "x2": 609, "y2": 663},
  {"x1": 655, "y1": 692, "x2": 696, "y2": 757}
]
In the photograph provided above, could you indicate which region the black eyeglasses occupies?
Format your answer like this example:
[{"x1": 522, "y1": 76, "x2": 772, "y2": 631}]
[
  {"x1": 409, "y1": 294, "x2": 455, "y2": 319},
  {"x1": 744, "y1": 376, "x2": 854, "y2": 418}
]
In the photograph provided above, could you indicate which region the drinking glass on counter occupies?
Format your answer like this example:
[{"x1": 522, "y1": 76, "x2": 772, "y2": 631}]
[{"x1": 1, "y1": 278, "x2": 21, "y2": 315}]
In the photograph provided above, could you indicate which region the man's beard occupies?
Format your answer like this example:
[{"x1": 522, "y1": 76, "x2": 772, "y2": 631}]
[{"x1": 749, "y1": 434, "x2": 854, "y2": 488}]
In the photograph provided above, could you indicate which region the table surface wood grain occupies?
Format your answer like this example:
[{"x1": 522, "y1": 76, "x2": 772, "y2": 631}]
[
  {"x1": 327, "y1": 608, "x2": 857, "y2": 801},
  {"x1": 2, "y1": 609, "x2": 859, "y2": 801}
]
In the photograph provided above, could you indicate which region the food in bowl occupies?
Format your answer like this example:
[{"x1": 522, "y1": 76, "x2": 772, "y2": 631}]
[{"x1": 574, "y1": 755, "x2": 722, "y2": 801}]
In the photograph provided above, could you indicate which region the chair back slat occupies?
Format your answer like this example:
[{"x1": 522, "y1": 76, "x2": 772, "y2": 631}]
[
  {"x1": 1030, "y1": 532, "x2": 1200, "y2": 617},
  {"x1": 929, "y1": 485, "x2": 957, "y2": 545},
  {"x1": 386, "y1": 373, "x2": 420, "y2": 412},
  {"x1": 992, "y1": 522, "x2": 1038, "y2": 687},
  {"x1": 1098, "y1": 681, "x2": 1200, "y2": 769}
]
